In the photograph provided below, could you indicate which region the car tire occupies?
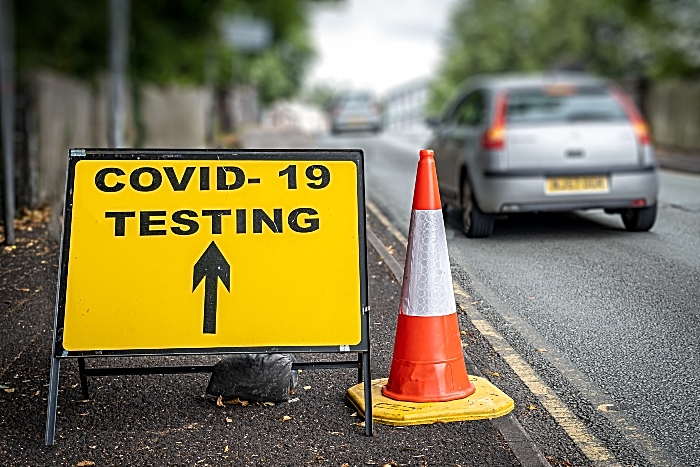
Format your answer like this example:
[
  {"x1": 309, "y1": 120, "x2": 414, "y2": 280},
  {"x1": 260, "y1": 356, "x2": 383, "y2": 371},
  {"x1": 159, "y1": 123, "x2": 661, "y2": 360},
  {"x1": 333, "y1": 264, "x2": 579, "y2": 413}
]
[
  {"x1": 441, "y1": 201, "x2": 449, "y2": 218},
  {"x1": 461, "y1": 176, "x2": 494, "y2": 238},
  {"x1": 621, "y1": 204, "x2": 657, "y2": 232}
]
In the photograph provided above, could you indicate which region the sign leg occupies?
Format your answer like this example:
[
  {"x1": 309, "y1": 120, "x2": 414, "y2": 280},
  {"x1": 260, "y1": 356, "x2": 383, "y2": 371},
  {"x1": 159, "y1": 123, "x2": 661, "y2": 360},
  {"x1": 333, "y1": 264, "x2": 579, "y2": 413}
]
[
  {"x1": 357, "y1": 352, "x2": 363, "y2": 384},
  {"x1": 45, "y1": 356, "x2": 61, "y2": 445},
  {"x1": 362, "y1": 351, "x2": 373, "y2": 436},
  {"x1": 78, "y1": 358, "x2": 90, "y2": 399}
]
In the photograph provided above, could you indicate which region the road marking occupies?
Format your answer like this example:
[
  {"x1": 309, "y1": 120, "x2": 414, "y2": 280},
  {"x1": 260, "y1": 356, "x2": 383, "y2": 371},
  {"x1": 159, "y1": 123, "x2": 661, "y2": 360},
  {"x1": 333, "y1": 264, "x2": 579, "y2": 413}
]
[
  {"x1": 367, "y1": 224, "x2": 549, "y2": 467},
  {"x1": 367, "y1": 200, "x2": 551, "y2": 467},
  {"x1": 368, "y1": 198, "x2": 626, "y2": 467},
  {"x1": 453, "y1": 289, "x2": 621, "y2": 467},
  {"x1": 458, "y1": 273, "x2": 678, "y2": 467}
]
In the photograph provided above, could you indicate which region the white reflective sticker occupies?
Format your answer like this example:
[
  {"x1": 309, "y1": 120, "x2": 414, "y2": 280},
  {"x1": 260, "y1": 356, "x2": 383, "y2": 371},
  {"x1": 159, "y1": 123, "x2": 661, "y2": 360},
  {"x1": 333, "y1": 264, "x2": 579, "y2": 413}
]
[{"x1": 400, "y1": 209, "x2": 456, "y2": 317}]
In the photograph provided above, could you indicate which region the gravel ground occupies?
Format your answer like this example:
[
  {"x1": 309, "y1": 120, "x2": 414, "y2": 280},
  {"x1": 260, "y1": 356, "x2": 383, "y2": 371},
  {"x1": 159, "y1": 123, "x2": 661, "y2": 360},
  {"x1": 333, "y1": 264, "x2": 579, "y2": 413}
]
[{"x1": 1, "y1": 209, "x2": 521, "y2": 466}]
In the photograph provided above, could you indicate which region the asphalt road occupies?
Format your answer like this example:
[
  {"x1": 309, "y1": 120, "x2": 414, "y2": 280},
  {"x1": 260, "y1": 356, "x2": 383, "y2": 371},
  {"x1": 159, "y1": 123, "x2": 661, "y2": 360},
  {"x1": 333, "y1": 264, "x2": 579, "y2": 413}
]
[{"x1": 319, "y1": 131, "x2": 700, "y2": 466}]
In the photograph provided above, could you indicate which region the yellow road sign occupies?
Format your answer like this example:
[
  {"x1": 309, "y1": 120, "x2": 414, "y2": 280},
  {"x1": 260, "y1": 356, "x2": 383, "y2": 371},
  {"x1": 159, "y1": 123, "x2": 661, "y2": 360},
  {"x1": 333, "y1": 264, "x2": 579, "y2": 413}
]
[{"x1": 55, "y1": 150, "x2": 367, "y2": 354}]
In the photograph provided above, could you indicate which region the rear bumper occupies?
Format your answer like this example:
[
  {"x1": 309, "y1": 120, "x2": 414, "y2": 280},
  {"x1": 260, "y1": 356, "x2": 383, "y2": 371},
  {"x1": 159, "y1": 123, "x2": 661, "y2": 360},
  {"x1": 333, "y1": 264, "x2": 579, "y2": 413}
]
[
  {"x1": 476, "y1": 166, "x2": 659, "y2": 213},
  {"x1": 332, "y1": 117, "x2": 381, "y2": 133}
]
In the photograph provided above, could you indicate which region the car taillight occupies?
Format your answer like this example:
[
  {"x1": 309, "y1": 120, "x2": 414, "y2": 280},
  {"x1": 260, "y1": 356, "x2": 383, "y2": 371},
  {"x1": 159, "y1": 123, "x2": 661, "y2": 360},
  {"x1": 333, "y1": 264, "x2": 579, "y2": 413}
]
[
  {"x1": 611, "y1": 87, "x2": 651, "y2": 146},
  {"x1": 481, "y1": 93, "x2": 508, "y2": 150}
]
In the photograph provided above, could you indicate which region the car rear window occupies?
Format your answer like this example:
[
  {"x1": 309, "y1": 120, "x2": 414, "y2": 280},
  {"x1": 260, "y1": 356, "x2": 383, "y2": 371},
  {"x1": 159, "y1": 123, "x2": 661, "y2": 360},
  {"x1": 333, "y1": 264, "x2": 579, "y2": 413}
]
[
  {"x1": 337, "y1": 94, "x2": 375, "y2": 109},
  {"x1": 506, "y1": 86, "x2": 626, "y2": 124}
]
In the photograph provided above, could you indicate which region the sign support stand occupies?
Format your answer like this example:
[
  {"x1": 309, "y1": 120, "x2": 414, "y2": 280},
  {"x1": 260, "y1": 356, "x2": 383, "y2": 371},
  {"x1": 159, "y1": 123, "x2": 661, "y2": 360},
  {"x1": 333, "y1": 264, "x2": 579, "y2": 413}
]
[
  {"x1": 47, "y1": 351, "x2": 373, "y2": 444},
  {"x1": 361, "y1": 346, "x2": 373, "y2": 436},
  {"x1": 44, "y1": 149, "x2": 373, "y2": 443},
  {"x1": 45, "y1": 356, "x2": 61, "y2": 445}
]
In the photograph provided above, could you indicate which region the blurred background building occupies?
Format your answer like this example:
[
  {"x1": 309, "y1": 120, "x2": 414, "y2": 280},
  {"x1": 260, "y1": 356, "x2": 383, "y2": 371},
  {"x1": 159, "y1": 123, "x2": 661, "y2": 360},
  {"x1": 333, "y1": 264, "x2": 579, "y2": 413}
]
[{"x1": 382, "y1": 78, "x2": 430, "y2": 132}]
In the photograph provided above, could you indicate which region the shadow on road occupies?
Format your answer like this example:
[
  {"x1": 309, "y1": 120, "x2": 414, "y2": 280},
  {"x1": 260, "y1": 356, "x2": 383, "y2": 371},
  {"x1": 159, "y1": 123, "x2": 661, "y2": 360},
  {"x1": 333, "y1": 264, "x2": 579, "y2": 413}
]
[{"x1": 443, "y1": 208, "x2": 640, "y2": 241}]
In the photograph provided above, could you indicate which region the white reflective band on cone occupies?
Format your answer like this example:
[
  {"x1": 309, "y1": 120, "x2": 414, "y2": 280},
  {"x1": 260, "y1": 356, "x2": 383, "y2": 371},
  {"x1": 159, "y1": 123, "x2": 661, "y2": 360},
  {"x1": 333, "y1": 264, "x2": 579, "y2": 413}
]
[{"x1": 400, "y1": 209, "x2": 456, "y2": 317}]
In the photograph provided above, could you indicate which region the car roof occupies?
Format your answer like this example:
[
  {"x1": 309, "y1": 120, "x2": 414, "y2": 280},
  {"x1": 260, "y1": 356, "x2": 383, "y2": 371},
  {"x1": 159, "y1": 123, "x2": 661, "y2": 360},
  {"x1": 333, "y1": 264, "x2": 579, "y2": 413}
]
[
  {"x1": 334, "y1": 91, "x2": 377, "y2": 101},
  {"x1": 467, "y1": 73, "x2": 611, "y2": 91}
]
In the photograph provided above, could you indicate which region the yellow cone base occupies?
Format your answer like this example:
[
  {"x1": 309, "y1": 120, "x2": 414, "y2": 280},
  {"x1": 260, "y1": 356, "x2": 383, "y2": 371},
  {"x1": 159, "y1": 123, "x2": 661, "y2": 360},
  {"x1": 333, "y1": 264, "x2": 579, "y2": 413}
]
[{"x1": 347, "y1": 377, "x2": 514, "y2": 426}]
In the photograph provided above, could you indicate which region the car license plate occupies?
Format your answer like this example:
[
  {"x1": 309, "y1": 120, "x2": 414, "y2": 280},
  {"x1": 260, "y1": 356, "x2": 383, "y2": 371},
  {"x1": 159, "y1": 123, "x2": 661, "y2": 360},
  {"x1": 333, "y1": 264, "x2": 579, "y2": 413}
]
[{"x1": 545, "y1": 175, "x2": 608, "y2": 193}]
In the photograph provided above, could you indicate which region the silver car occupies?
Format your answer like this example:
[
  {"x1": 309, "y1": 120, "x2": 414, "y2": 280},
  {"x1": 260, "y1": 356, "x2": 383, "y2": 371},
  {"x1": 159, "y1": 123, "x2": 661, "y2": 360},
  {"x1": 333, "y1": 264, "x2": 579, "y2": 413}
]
[
  {"x1": 330, "y1": 91, "x2": 382, "y2": 134},
  {"x1": 428, "y1": 73, "x2": 659, "y2": 237}
]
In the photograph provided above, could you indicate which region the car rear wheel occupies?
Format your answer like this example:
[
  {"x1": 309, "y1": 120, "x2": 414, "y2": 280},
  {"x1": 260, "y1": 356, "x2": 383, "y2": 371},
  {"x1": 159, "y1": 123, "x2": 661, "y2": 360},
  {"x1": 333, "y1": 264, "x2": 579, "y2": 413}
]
[
  {"x1": 621, "y1": 205, "x2": 657, "y2": 232},
  {"x1": 461, "y1": 176, "x2": 494, "y2": 238}
]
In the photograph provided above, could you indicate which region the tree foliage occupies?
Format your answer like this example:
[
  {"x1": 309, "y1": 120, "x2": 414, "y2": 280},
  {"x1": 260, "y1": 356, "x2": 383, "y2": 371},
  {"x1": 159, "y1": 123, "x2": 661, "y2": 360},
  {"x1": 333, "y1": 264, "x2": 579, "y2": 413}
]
[
  {"x1": 224, "y1": 0, "x2": 316, "y2": 104},
  {"x1": 130, "y1": 0, "x2": 222, "y2": 86},
  {"x1": 16, "y1": 0, "x2": 109, "y2": 78},
  {"x1": 430, "y1": 0, "x2": 700, "y2": 111},
  {"x1": 14, "y1": 0, "x2": 322, "y2": 103}
]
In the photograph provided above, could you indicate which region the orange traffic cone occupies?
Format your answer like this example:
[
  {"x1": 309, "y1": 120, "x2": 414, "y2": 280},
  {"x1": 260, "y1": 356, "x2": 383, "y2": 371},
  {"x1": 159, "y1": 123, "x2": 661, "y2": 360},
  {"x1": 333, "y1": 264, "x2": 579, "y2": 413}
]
[{"x1": 382, "y1": 149, "x2": 476, "y2": 402}]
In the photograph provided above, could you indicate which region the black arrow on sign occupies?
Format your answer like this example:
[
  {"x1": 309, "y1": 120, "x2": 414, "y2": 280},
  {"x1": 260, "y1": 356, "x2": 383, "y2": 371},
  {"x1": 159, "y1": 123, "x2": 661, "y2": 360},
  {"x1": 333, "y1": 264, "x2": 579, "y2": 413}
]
[{"x1": 193, "y1": 241, "x2": 231, "y2": 334}]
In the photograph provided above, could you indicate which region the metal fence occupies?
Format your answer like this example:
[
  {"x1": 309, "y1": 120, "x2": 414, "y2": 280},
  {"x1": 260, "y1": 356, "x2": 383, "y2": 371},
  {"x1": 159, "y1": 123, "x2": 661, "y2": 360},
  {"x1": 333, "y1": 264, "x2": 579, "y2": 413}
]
[
  {"x1": 4, "y1": 69, "x2": 258, "y2": 239},
  {"x1": 648, "y1": 80, "x2": 700, "y2": 152}
]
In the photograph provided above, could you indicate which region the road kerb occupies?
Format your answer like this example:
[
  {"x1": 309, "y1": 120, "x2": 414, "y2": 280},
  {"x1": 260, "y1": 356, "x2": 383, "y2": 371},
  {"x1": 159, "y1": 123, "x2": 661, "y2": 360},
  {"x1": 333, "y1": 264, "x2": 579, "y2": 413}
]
[{"x1": 366, "y1": 198, "x2": 622, "y2": 467}]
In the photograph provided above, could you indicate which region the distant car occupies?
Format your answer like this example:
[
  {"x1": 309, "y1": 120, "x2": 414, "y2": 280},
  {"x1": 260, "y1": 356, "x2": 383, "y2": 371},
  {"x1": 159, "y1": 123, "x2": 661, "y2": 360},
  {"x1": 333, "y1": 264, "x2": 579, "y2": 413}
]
[
  {"x1": 330, "y1": 91, "x2": 382, "y2": 134},
  {"x1": 427, "y1": 73, "x2": 659, "y2": 237}
]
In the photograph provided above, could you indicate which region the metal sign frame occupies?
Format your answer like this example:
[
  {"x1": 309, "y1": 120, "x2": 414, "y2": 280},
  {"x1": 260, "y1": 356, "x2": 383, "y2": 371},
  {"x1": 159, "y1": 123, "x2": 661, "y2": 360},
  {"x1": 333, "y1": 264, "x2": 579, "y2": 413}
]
[{"x1": 45, "y1": 149, "x2": 372, "y2": 444}]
